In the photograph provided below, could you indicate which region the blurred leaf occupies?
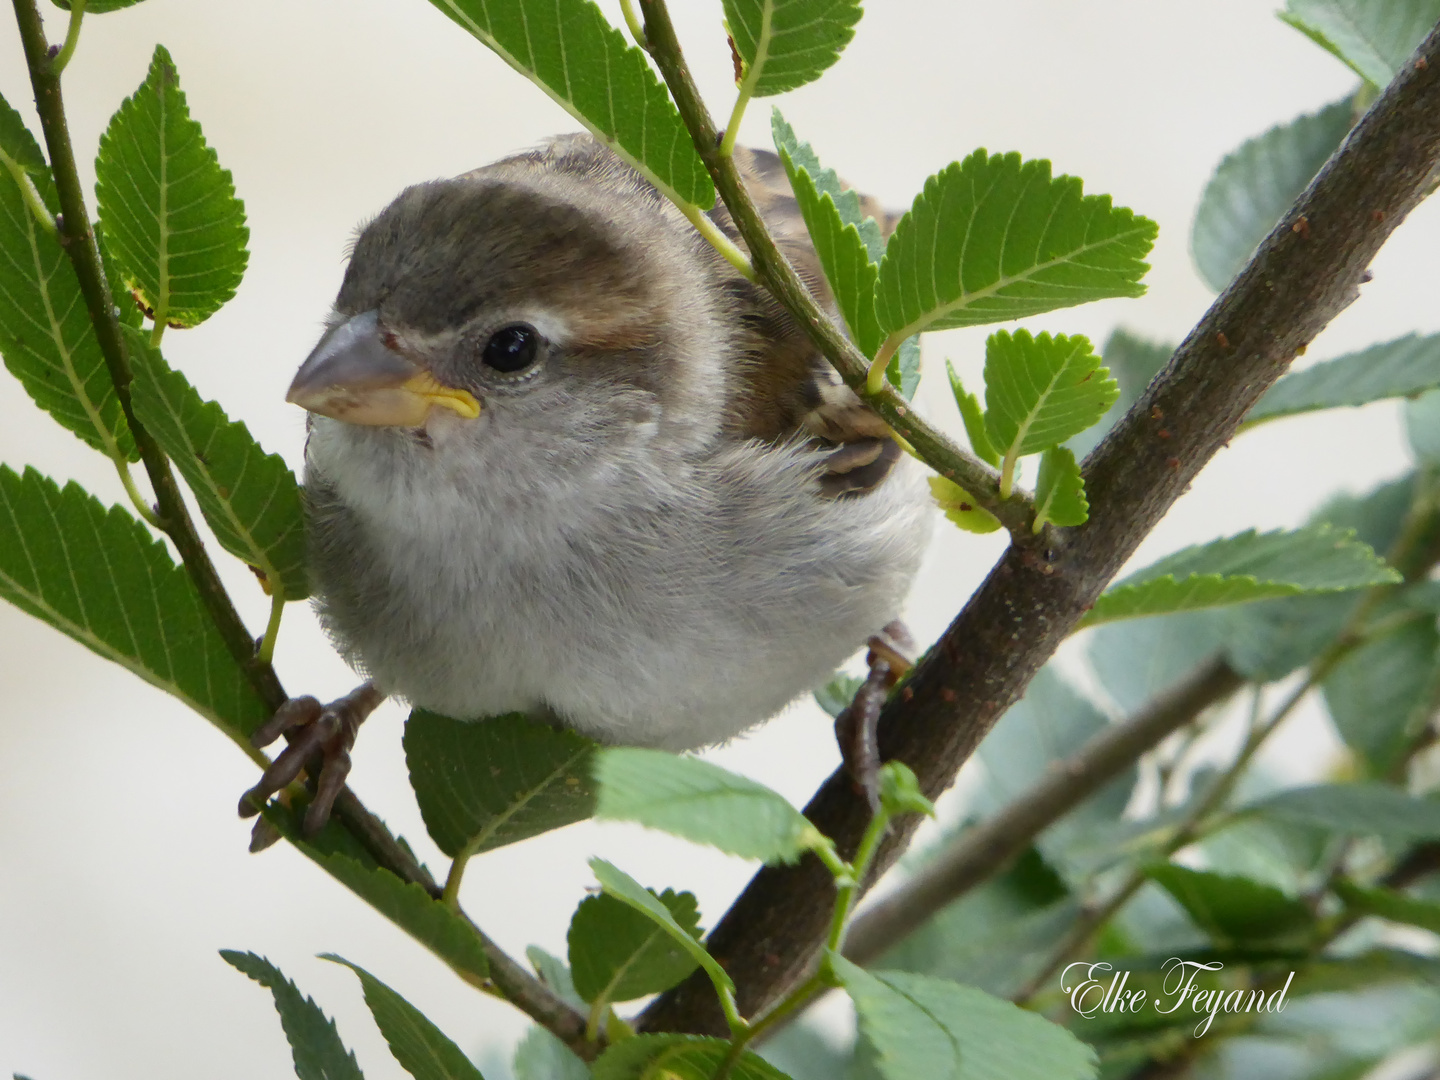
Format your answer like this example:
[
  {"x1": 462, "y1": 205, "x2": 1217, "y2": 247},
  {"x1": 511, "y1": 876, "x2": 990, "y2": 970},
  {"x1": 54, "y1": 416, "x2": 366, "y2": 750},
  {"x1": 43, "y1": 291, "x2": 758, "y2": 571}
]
[
  {"x1": 95, "y1": 46, "x2": 248, "y2": 328},
  {"x1": 264, "y1": 804, "x2": 490, "y2": 979},
  {"x1": 814, "y1": 671, "x2": 862, "y2": 719},
  {"x1": 1405, "y1": 388, "x2": 1440, "y2": 465},
  {"x1": 404, "y1": 711, "x2": 596, "y2": 858},
  {"x1": 221, "y1": 951, "x2": 364, "y2": 1080},
  {"x1": 725, "y1": 0, "x2": 863, "y2": 96},
  {"x1": 1248, "y1": 783, "x2": 1440, "y2": 840},
  {"x1": 428, "y1": 0, "x2": 712, "y2": 206},
  {"x1": 1034, "y1": 446, "x2": 1088, "y2": 529},
  {"x1": 568, "y1": 888, "x2": 701, "y2": 1005},
  {"x1": 1191, "y1": 96, "x2": 1353, "y2": 292},
  {"x1": 593, "y1": 1034, "x2": 792, "y2": 1080},
  {"x1": 127, "y1": 328, "x2": 307, "y2": 600},
  {"x1": 0, "y1": 95, "x2": 137, "y2": 461},
  {"x1": 947, "y1": 361, "x2": 1000, "y2": 466},
  {"x1": 1321, "y1": 618, "x2": 1439, "y2": 774},
  {"x1": 887, "y1": 334, "x2": 922, "y2": 399},
  {"x1": 526, "y1": 947, "x2": 586, "y2": 1010},
  {"x1": 326, "y1": 956, "x2": 485, "y2": 1080},
  {"x1": 1146, "y1": 865, "x2": 1314, "y2": 948},
  {"x1": 1334, "y1": 880, "x2": 1440, "y2": 933},
  {"x1": 832, "y1": 956, "x2": 1098, "y2": 1080},
  {"x1": 1279, "y1": 0, "x2": 1440, "y2": 87},
  {"x1": 1086, "y1": 611, "x2": 1229, "y2": 714},
  {"x1": 1066, "y1": 329, "x2": 1174, "y2": 459},
  {"x1": 929, "y1": 476, "x2": 1003, "y2": 534},
  {"x1": 1082, "y1": 525, "x2": 1398, "y2": 628},
  {"x1": 594, "y1": 748, "x2": 817, "y2": 862},
  {"x1": 0, "y1": 466, "x2": 267, "y2": 737},
  {"x1": 51, "y1": 0, "x2": 149, "y2": 11},
  {"x1": 757, "y1": 1024, "x2": 854, "y2": 1080},
  {"x1": 588, "y1": 859, "x2": 734, "y2": 1003},
  {"x1": 1248, "y1": 333, "x2": 1440, "y2": 425},
  {"x1": 875, "y1": 150, "x2": 1156, "y2": 336},
  {"x1": 772, "y1": 111, "x2": 882, "y2": 356},
  {"x1": 513, "y1": 1026, "x2": 588, "y2": 1080}
]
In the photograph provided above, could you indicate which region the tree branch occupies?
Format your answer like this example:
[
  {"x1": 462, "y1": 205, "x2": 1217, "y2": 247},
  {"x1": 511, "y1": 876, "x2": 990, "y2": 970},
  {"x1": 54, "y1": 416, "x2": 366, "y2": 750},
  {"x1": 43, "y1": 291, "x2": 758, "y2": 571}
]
[
  {"x1": 640, "y1": 16, "x2": 1440, "y2": 1034},
  {"x1": 841, "y1": 656, "x2": 1244, "y2": 967}
]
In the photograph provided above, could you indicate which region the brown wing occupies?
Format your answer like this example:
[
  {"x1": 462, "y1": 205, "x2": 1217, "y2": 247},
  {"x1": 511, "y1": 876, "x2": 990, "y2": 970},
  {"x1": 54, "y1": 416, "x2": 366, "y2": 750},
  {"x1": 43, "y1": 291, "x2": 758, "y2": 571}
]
[{"x1": 707, "y1": 147, "x2": 903, "y2": 495}]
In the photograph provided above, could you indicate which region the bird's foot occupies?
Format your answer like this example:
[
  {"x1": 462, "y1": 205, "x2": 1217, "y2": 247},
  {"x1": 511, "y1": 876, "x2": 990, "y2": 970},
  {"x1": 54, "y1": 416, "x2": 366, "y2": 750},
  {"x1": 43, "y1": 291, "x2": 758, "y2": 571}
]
[
  {"x1": 835, "y1": 621, "x2": 916, "y2": 814},
  {"x1": 239, "y1": 680, "x2": 385, "y2": 842}
]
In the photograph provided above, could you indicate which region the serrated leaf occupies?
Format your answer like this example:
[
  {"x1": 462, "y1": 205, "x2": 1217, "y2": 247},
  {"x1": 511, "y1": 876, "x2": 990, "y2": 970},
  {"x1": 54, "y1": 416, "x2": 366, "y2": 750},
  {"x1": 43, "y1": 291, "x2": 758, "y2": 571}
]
[
  {"x1": 126, "y1": 327, "x2": 307, "y2": 600},
  {"x1": 568, "y1": 888, "x2": 701, "y2": 1005},
  {"x1": 772, "y1": 111, "x2": 882, "y2": 356},
  {"x1": 0, "y1": 466, "x2": 266, "y2": 737},
  {"x1": 94, "y1": 45, "x2": 248, "y2": 329},
  {"x1": 1192, "y1": 96, "x2": 1353, "y2": 293},
  {"x1": 0, "y1": 98, "x2": 137, "y2": 461},
  {"x1": 1033, "y1": 446, "x2": 1087, "y2": 530},
  {"x1": 875, "y1": 149, "x2": 1156, "y2": 338},
  {"x1": 404, "y1": 711, "x2": 596, "y2": 859},
  {"x1": 813, "y1": 670, "x2": 862, "y2": 719},
  {"x1": 514, "y1": 1026, "x2": 588, "y2": 1080},
  {"x1": 594, "y1": 747, "x2": 817, "y2": 862},
  {"x1": 592, "y1": 1034, "x2": 793, "y2": 1080},
  {"x1": 428, "y1": 0, "x2": 711, "y2": 207},
  {"x1": 264, "y1": 803, "x2": 490, "y2": 980},
  {"x1": 1405, "y1": 389, "x2": 1440, "y2": 464},
  {"x1": 325, "y1": 957, "x2": 486, "y2": 1080},
  {"x1": 220, "y1": 950, "x2": 365, "y2": 1080},
  {"x1": 1066, "y1": 329, "x2": 1174, "y2": 459},
  {"x1": 831, "y1": 955, "x2": 1097, "y2": 1080},
  {"x1": 1322, "y1": 618, "x2": 1440, "y2": 775},
  {"x1": 983, "y1": 331, "x2": 1119, "y2": 482},
  {"x1": 1145, "y1": 865, "x2": 1315, "y2": 947},
  {"x1": 725, "y1": 0, "x2": 862, "y2": 97},
  {"x1": 588, "y1": 859, "x2": 733, "y2": 1004},
  {"x1": 1280, "y1": 0, "x2": 1440, "y2": 87},
  {"x1": 1081, "y1": 525, "x2": 1399, "y2": 628},
  {"x1": 1249, "y1": 783, "x2": 1440, "y2": 840},
  {"x1": 946, "y1": 361, "x2": 1000, "y2": 466},
  {"x1": 1246, "y1": 333, "x2": 1440, "y2": 425},
  {"x1": 928, "y1": 476, "x2": 1003, "y2": 534}
]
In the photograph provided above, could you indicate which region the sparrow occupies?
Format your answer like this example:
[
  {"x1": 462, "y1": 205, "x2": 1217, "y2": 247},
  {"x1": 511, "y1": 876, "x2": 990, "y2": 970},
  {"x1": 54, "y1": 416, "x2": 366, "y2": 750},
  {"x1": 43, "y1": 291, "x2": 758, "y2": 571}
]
[{"x1": 241, "y1": 134, "x2": 931, "y2": 833}]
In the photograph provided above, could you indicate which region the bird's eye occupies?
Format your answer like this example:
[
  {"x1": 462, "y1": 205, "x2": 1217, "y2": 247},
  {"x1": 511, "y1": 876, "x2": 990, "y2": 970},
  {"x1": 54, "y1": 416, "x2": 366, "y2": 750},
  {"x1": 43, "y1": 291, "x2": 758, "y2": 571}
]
[{"x1": 481, "y1": 324, "x2": 540, "y2": 373}]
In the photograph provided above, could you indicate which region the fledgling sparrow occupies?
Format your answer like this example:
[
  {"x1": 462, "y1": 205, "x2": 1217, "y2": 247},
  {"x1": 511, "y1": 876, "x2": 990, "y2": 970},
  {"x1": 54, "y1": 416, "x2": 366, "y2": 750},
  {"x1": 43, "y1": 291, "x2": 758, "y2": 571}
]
[{"x1": 245, "y1": 134, "x2": 930, "y2": 829}]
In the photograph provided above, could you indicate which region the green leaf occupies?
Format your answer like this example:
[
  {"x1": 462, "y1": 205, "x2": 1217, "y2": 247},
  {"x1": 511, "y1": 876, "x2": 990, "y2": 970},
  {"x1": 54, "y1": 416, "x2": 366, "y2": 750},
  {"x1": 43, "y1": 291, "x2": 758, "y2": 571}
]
[
  {"x1": 593, "y1": 747, "x2": 817, "y2": 862},
  {"x1": 126, "y1": 327, "x2": 307, "y2": 600},
  {"x1": 1191, "y1": 96, "x2": 1353, "y2": 293},
  {"x1": 404, "y1": 710, "x2": 597, "y2": 859},
  {"x1": 0, "y1": 96, "x2": 137, "y2": 461},
  {"x1": 588, "y1": 859, "x2": 734, "y2": 1004},
  {"x1": 95, "y1": 46, "x2": 248, "y2": 329},
  {"x1": 928, "y1": 476, "x2": 1003, "y2": 534},
  {"x1": 1033, "y1": 446, "x2": 1088, "y2": 530},
  {"x1": 772, "y1": 111, "x2": 882, "y2": 356},
  {"x1": 592, "y1": 1034, "x2": 793, "y2": 1080},
  {"x1": 51, "y1": 0, "x2": 149, "y2": 12},
  {"x1": 325, "y1": 956, "x2": 486, "y2": 1080},
  {"x1": 875, "y1": 149, "x2": 1156, "y2": 338},
  {"x1": 1249, "y1": 783, "x2": 1440, "y2": 840},
  {"x1": 0, "y1": 466, "x2": 266, "y2": 737},
  {"x1": 887, "y1": 335, "x2": 922, "y2": 400},
  {"x1": 1335, "y1": 880, "x2": 1440, "y2": 934},
  {"x1": 1280, "y1": 0, "x2": 1440, "y2": 87},
  {"x1": 513, "y1": 1026, "x2": 588, "y2": 1080},
  {"x1": 1405, "y1": 388, "x2": 1440, "y2": 464},
  {"x1": 830, "y1": 955, "x2": 1097, "y2": 1080},
  {"x1": 1081, "y1": 525, "x2": 1399, "y2": 628},
  {"x1": 1146, "y1": 865, "x2": 1315, "y2": 948},
  {"x1": 983, "y1": 330, "x2": 1119, "y2": 474},
  {"x1": 526, "y1": 947, "x2": 586, "y2": 1010},
  {"x1": 427, "y1": 0, "x2": 711, "y2": 207},
  {"x1": 814, "y1": 670, "x2": 862, "y2": 719},
  {"x1": 569, "y1": 888, "x2": 702, "y2": 1005},
  {"x1": 264, "y1": 803, "x2": 490, "y2": 979},
  {"x1": 1066, "y1": 329, "x2": 1173, "y2": 459},
  {"x1": 1322, "y1": 618, "x2": 1440, "y2": 774},
  {"x1": 1246, "y1": 333, "x2": 1440, "y2": 425},
  {"x1": 725, "y1": 0, "x2": 862, "y2": 97},
  {"x1": 220, "y1": 950, "x2": 364, "y2": 1080},
  {"x1": 1087, "y1": 611, "x2": 1228, "y2": 714},
  {"x1": 946, "y1": 361, "x2": 1000, "y2": 466}
]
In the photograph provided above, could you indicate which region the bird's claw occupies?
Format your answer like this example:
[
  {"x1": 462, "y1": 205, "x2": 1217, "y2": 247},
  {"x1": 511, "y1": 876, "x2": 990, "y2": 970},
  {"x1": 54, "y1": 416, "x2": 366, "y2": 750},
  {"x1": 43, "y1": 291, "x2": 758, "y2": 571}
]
[
  {"x1": 239, "y1": 681, "x2": 383, "y2": 840},
  {"x1": 835, "y1": 621, "x2": 916, "y2": 814}
]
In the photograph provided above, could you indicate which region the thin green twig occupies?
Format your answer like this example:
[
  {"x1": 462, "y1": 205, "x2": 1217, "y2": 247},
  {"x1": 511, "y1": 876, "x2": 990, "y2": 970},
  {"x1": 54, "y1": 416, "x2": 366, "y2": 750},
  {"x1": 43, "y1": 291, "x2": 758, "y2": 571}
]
[
  {"x1": 0, "y1": 146, "x2": 56, "y2": 237},
  {"x1": 48, "y1": 0, "x2": 83, "y2": 75}
]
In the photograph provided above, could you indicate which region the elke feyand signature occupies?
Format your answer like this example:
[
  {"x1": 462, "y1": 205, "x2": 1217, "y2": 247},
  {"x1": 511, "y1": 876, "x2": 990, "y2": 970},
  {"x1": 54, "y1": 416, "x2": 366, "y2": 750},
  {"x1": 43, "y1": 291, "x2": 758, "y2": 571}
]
[{"x1": 1061, "y1": 957, "x2": 1295, "y2": 1037}]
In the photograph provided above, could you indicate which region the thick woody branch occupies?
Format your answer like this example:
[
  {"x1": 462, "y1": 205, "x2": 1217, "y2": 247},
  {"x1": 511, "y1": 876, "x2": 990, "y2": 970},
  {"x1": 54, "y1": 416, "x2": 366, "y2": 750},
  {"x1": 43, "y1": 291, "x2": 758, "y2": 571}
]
[
  {"x1": 641, "y1": 16, "x2": 1440, "y2": 1034},
  {"x1": 841, "y1": 656, "x2": 1244, "y2": 967}
]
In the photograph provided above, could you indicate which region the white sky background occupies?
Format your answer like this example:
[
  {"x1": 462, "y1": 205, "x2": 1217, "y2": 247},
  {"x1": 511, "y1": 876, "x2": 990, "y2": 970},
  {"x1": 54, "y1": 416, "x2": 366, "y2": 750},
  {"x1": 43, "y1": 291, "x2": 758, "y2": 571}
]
[{"x1": 1, "y1": 1, "x2": 1437, "y2": 1076}]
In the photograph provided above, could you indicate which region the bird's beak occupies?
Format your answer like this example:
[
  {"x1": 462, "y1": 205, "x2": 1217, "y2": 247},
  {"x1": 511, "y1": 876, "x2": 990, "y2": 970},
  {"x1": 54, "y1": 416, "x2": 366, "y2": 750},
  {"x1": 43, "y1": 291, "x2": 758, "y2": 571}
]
[{"x1": 287, "y1": 310, "x2": 481, "y2": 426}]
